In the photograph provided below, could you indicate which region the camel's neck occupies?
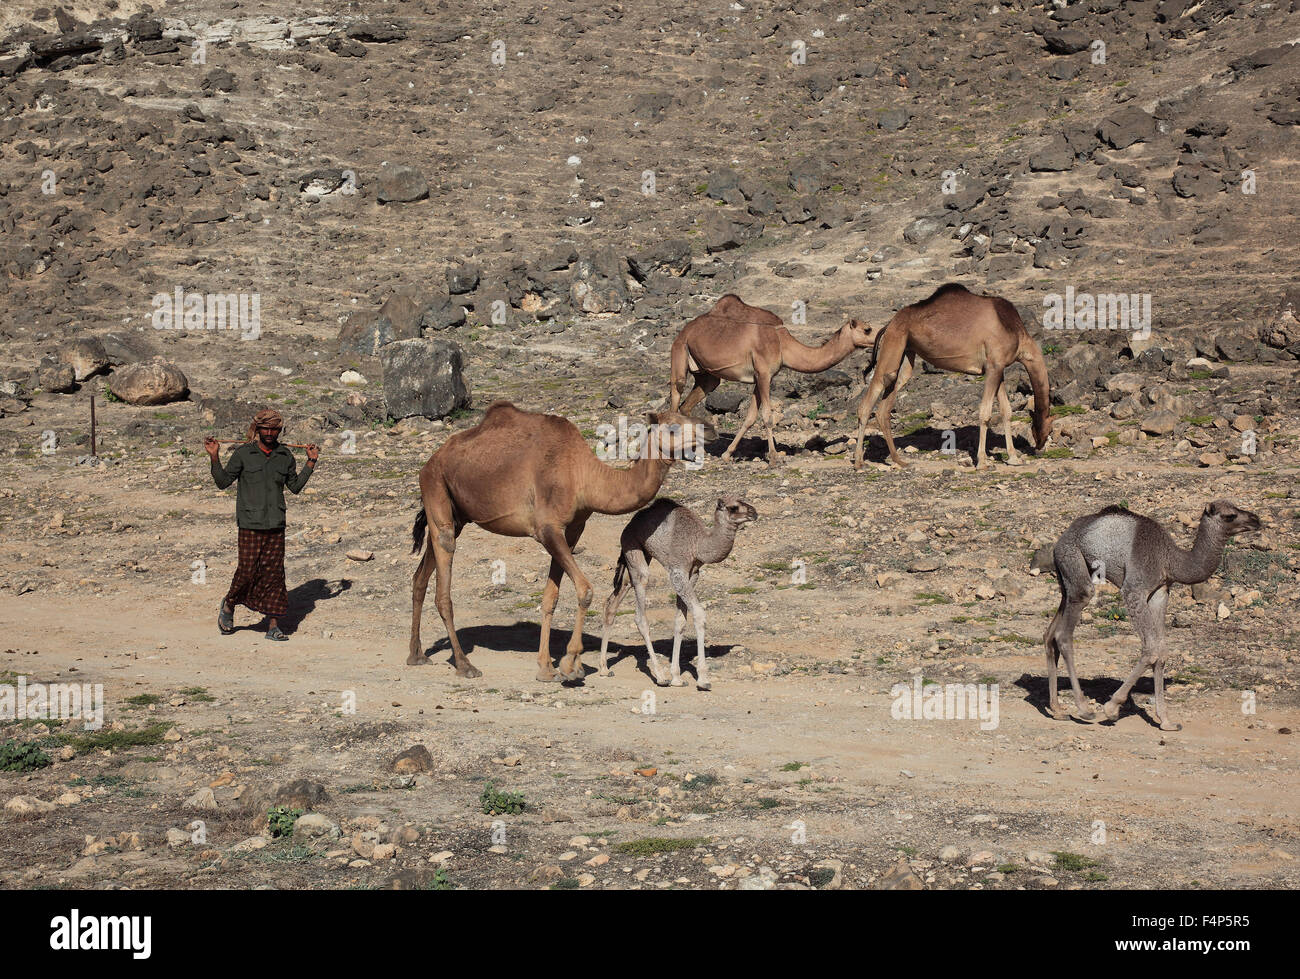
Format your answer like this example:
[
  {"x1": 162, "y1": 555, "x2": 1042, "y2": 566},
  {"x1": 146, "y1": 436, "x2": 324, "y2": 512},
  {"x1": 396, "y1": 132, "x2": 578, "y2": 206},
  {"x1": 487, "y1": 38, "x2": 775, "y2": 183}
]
[
  {"x1": 581, "y1": 455, "x2": 672, "y2": 515},
  {"x1": 1166, "y1": 517, "x2": 1231, "y2": 584},
  {"x1": 697, "y1": 516, "x2": 739, "y2": 565},
  {"x1": 780, "y1": 327, "x2": 854, "y2": 373}
]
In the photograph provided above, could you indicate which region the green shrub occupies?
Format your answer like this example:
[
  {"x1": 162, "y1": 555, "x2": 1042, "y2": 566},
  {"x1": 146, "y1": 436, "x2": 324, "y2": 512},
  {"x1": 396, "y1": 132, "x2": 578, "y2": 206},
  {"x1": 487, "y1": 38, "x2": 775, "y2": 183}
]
[
  {"x1": 267, "y1": 806, "x2": 302, "y2": 838},
  {"x1": 480, "y1": 782, "x2": 526, "y2": 815},
  {"x1": 0, "y1": 740, "x2": 51, "y2": 772}
]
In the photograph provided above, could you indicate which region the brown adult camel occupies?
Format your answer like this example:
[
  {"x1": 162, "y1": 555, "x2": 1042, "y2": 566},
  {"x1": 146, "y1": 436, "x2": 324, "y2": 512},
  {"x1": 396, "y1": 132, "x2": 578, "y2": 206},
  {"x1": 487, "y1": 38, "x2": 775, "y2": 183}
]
[
  {"x1": 670, "y1": 295, "x2": 880, "y2": 463},
  {"x1": 851, "y1": 284, "x2": 1052, "y2": 470},
  {"x1": 408, "y1": 401, "x2": 708, "y2": 683}
]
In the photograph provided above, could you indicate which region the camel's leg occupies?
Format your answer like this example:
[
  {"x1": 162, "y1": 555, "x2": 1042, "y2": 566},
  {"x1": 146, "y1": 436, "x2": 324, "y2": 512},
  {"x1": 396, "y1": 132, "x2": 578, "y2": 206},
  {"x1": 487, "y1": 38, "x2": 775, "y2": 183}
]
[
  {"x1": 1139, "y1": 588, "x2": 1178, "y2": 730},
  {"x1": 536, "y1": 556, "x2": 565, "y2": 682},
  {"x1": 721, "y1": 393, "x2": 759, "y2": 461},
  {"x1": 1047, "y1": 546, "x2": 1094, "y2": 719},
  {"x1": 424, "y1": 525, "x2": 479, "y2": 678},
  {"x1": 997, "y1": 377, "x2": 1022, "y2": 465},
  {"x1": 754, "y1": 370, "x2": 781, "y2": 464},
  {"x1": 408, "y1": 540, "x2": 437, "y2": 666},
  {"x1": 1101, "y1": 587, "x2": 1163, "y2": 722},
  {"x1": 679, "y1": 372, "x2": 718, "y2": 416},
  {"x1": 853, "y1": 330, "x2": 908, "y2": 470},
  {"x1": 551, "y1": 519, "x2": 593, "y2": 683},
  {"x1": 627, "y1": 552, "x2": 670, "y2": 685},
  {"x1": 677, "y1": 569, "x2": 710, "y2": 690},
  {"x1": 873, "y1": 352, "x2": 915, "y2": 466},
  {"x1": 598, "y1": 560, "x2": 633, "y2": 678},
  {"x1": 974, "y1": 368, "x2": 1002, "y2": 469},
  {"x1": 668, "y1": 572, "x2": 689, "y2": 687}
]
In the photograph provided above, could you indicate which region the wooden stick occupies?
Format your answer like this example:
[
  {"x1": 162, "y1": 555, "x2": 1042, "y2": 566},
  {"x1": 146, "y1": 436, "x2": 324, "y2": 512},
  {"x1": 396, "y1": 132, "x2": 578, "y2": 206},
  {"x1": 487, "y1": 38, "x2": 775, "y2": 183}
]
[{"x1": 210, "y1": 438, "x2": 315, "y2": 448}]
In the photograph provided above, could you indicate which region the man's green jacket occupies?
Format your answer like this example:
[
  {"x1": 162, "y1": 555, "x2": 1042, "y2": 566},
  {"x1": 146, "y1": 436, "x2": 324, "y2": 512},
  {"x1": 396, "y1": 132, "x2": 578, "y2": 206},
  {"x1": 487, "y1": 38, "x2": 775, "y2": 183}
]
[{"x1": 211, "y1": 442, "x2": 312, "y2": 529}]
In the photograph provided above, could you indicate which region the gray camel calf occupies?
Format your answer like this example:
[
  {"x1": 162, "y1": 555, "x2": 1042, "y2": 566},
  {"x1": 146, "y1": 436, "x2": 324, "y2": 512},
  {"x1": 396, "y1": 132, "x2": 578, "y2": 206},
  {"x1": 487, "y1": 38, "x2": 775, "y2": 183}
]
[
  {"x1": 1044, "y1": 500, "x2": 1260, "y2": 731},
  {"x1": 599, "y1": 497, "x2": 757, "y2": 689}
]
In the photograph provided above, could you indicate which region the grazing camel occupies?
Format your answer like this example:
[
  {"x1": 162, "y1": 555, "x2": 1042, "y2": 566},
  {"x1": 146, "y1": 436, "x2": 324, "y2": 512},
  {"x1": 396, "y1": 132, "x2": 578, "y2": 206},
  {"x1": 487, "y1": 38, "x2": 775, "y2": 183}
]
[
  {"x1": 1044, "y1": 500, "x2": 1260, "y2": 731},
  {"x1": 408, "y1": 401, "x2": 709, "y2": 682},
  {"x1": 851, "y1": 283, "x2": 1052, "y2": 470},
  {"x1": 670, "y1": 295, "x2": 879, "y2": 463},
  {"x1": 598, "y1": 497, "x2": 757, "y2": 689}
]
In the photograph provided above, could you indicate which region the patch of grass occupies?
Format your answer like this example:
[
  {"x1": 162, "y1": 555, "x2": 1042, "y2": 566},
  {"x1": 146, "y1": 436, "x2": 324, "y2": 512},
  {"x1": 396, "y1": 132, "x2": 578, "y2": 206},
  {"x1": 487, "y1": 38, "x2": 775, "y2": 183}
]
[
  {"x1": 729, "y1": 586, "x2": 757, "y2": 594},
  {"x1": 1052, "y1": 404, "x2": 1087, "y2": 416},
  {"x1": 681, "y1": 773, "x2": 718, "y2": 792},
  {"x1": 550, "y1": 876, "x2": 581, "y2": 889},
  {"x1": 1037, "y1": 447, "x2": 1074, "y2": 459},
  {"x1": 780, "y1": 761, "x2": 807, "y2": 772},
  {"x1": 997, "y1": 863, "x2": 1021, "y2": 874},
  {"x1": 178, "y1": 686, "x2": 216, "y2": 702},
  {"x1": 267, "y1": 806, "x2": 302, "y2": 839},
  {"x1": 69, "y1": 723, "x2": 172, "y2": 752},
  {"x1": 916, "y1": 591, "x2": 952, "y2": 605},
  {"x1": 1052, "y1": 851, "x2": 1100, "y2": 872},
  {"x1": 755, "y1": 797, "x2": 782, "y2": 809},
  {"x1": 614, "y1": 837, "x2": 710, "y2": 856},
  {"x1": 1084, "y1": 870, "x2": 1109, "y2": 882},
  {"x1": 480, "y1": 781, "x2": 526, "y2": 815},
  {"x1": 125, "y1": 693, "x2": 162, "y2": 707},
  {"x1": 0, "y1": 740, "x2": 51, "y2": 772},
  {"x1": 1181, "y1": 415, "x2": 1213, "y2": 427}
]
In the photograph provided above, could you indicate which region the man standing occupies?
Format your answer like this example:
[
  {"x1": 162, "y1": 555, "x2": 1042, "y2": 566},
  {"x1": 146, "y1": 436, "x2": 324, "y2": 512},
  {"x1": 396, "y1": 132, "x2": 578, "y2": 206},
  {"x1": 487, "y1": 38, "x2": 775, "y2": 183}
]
[{"x1": 205, "y1": 409, "x2": 319, "y2": 641}]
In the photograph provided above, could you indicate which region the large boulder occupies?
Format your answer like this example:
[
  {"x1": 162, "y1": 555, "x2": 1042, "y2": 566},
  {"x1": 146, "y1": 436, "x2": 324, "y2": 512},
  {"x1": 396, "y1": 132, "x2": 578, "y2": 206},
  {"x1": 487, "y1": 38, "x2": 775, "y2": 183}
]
[
  {"x1": 59, "y1": 337, "x2": 110, "y2": 381},
  {"x1": 108, "y1": 359, "x2": 189, "y2": 405},
  {"x1": 338, "y1": 293, "x2": 423, "y2": 355},
  {"x1": 375, "y1": 164, "x2": 429, "y2": 204},
  {"x1": 1097, "y1": 107, "x2": 1158, "y2": 149},
  {"x1": 570, "y1": 247, "x2": 629, "y2": 314},
  {"x1": 380, "y1": 338, "x2": 470, "y2": 420}
]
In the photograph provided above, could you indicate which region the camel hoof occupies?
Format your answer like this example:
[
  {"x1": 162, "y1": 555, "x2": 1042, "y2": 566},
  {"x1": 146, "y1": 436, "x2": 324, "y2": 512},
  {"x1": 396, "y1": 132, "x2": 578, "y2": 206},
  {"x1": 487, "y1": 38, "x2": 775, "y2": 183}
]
[
  {"x1": 559, "y1": 667, "x2": 585, "y2": 684},
  {"x1": 1048, "y1": 707, "x2": 1070, "y2": 720},
  {"x1": 456, "y1": 663, "x2": 483, "y2": 679},
  {"x1": 597, "y1": 668, "x2": 612, "y2": 678},
  {"x1": 652, "y1": 672, "x2": 672, "y2": 687},
  {"x1": 405, "y1": 654, "x2": 428, "y2": 666},
  {"x1": 1075, "y1": 709, "x2": 1101, "y2": 723},
  {"x1": 1005, "y1": 455, "x2": 1024, "y2": 467},
  {"x1": 1102, "y1": 701, "x2": 1121, "y2": 722},
  {"x1": 670, "y1": 675, "x2": 685, "y2": 687},
  {"x1": 696, "y1": 679, "x2": 711, "y2": 692},
  {"x1": 1158, "y1": 719, "x2": 1182, "y2": 732},
  {"x1": 537, "y1": 668, "x2": 562, "y2": 683}
]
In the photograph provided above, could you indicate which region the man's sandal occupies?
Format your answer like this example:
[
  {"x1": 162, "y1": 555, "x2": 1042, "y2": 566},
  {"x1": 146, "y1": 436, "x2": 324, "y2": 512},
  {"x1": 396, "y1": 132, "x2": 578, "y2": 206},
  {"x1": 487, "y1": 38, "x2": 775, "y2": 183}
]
[
  {"x1": 217, "y1": 603, "x2": 234, "y2": 634},
  {"x1": 267, "y1": 625, "x2": 288, "y2": 642}
]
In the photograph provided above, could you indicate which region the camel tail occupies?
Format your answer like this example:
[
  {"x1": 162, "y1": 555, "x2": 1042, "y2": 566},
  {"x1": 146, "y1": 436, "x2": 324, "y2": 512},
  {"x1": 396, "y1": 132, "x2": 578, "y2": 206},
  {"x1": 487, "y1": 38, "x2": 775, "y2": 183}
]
[
  {"x1": 411, "y1": 507, "x2": 428, "y2": 555},
  {"x1": 996, "y1": 299, "x2": 1052, "y2": 451},
  {"x1": 865, "y1": 321, "x2": 888, "y2": 375},
  {"x1": 611, "y1": 553, "x2": 628, "y2": 594}
]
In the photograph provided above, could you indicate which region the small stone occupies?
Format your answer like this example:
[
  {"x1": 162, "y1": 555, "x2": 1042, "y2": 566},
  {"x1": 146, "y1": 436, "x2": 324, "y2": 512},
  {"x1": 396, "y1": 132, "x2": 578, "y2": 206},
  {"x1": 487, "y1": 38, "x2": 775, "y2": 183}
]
[{"x1": 346, "y1": 549, "x2": 374, "y2": 562}]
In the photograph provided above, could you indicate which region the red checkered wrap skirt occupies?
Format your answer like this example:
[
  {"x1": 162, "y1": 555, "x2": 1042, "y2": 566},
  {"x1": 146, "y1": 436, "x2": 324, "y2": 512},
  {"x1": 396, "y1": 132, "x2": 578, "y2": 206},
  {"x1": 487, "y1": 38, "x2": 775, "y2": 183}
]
[{"x1": 225, "y1": 528, "x2": 288, "y2": 617}]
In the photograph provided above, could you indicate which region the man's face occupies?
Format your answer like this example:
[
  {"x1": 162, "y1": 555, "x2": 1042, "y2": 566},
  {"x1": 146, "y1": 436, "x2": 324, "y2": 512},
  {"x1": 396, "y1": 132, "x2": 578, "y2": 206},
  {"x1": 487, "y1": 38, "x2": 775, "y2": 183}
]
[{"x1": 258, "y1": 426, "x2": 280, "y2": 447}]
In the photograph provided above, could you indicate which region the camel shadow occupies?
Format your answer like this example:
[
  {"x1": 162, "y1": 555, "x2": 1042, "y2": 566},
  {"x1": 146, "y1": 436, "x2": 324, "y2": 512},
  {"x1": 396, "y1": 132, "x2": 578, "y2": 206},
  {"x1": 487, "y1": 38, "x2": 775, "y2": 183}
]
[
  {"x1": 422, "y1": 621, "x2": 732, "y2": 685},
  {"x1": 858, "y1": 423, "x2": 1034, "y2": 466},
  {"x1": 1016, "y1": 672, "x2": 1158, "y2": 724},
  {"x1": 704, "y1": 422, "x2": 1034, "y2": 465},
  {"x1": 281, "y1": 578, "x2": 352, "y2": 634}
]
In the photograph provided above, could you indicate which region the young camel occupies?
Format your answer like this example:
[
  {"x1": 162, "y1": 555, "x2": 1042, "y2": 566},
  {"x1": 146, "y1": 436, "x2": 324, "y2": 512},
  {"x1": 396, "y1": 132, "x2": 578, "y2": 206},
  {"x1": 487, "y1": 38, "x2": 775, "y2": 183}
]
[
  {"x1": 1044, "y1": 500, "x2": 1260, "y2": 731},
  {"x1": 671, "y1": 295, "x2": 879, "y2": 463},
  {"x1": 409, "y1": 402, "x2": 708, "y2": 683},
  {"x1": 851, "y1": 284, "x2": 1052, "y2": 470},
  {"x1": 598, "y1": 496, "x2": 757, "y2": 689}
]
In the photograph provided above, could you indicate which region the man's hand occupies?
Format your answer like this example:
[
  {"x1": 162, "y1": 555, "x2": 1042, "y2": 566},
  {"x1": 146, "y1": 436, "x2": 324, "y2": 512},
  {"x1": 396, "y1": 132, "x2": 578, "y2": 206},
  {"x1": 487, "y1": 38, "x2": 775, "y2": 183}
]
[
  {"x1": 204, "y1": 436, "x2": 220, "y2": 461},
  {"x1": 306, "y1": 443, "x2": 320, "y2": 464}
]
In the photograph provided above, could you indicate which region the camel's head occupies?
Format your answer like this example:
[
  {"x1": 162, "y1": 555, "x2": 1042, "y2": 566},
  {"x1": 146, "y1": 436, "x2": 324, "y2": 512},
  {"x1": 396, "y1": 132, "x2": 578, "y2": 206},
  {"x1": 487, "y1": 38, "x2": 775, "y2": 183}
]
[
  {"x1": 844, "y1": 318, "x2": 881, "y2": 350},
  {"x1": 715, "y1": 497, "x2": 758, "y2": 531},
  {"x1": 645, "y1": 411, "x2": 716, "y2": 465},
  {"x1": 1202, "y1": 500, "x2": 1261, "y2": 536},
  {"x1": 1033, "y1": 408, "x2": 1053, "y2": 451}
]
